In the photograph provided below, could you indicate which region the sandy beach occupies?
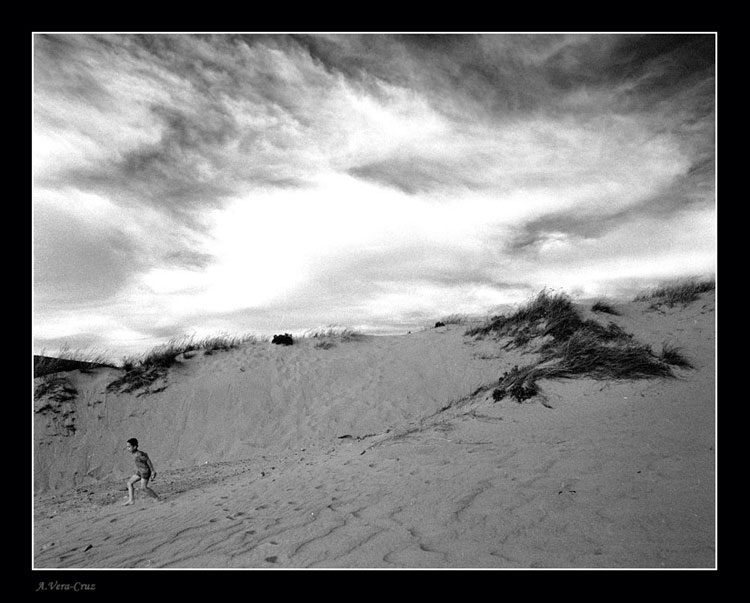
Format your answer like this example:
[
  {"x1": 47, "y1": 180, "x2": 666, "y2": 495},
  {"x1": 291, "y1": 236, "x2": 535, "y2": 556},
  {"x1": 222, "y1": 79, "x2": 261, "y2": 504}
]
[{"x1": 33, "y1": 290, "x2": 715, "y2": 570}]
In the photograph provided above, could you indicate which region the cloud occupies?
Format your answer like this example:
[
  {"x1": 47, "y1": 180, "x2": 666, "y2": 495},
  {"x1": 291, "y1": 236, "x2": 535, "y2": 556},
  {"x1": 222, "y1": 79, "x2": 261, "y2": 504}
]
[
  {"x1": 499, "y1": 203, "x2": 716, "y2": 297},
  {"x1": 32, "y1": 33, "x2": 716, "y2": 357},
  {"x1": 32, "y1": 184, "x2": 216, "y2": 318},
  {"x1": 508, "y1": 158, "x2": 715, "y2": 254},
  {"x1": 35, "y1": 35, "x2": 241, "y2": 222},
  {"x1": 36, "y1": 34, "x2": 438, "y2": 215},
  {"x1": 33, "y1": 196, "x2": 142, "y2": 306}
]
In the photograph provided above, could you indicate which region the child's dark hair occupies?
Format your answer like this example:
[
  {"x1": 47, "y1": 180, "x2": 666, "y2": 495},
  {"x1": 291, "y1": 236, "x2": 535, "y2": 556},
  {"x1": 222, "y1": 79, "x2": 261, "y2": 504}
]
[{"x1": 127, "y1": 438, "x2": 139, "y2": 447}]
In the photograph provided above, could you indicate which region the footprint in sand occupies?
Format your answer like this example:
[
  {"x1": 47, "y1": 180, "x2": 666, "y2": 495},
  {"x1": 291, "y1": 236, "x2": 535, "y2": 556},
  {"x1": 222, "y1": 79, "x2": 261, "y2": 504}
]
[{"x1": 556, "y1": 479, "x2": 579, "y2": 498}]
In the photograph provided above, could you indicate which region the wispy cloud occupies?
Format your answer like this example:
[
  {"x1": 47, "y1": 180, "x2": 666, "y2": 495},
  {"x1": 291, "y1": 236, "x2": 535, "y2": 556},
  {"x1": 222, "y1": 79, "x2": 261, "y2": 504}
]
[{"x1": 32, "y1": 33, "x2": 716, "y2": 357}]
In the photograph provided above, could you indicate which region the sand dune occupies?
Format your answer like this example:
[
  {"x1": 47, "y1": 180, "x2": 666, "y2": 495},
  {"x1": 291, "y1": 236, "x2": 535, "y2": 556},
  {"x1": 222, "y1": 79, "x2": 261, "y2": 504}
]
[{"x1": 33, "y1": 292, "x2": 715, "y2": 569}]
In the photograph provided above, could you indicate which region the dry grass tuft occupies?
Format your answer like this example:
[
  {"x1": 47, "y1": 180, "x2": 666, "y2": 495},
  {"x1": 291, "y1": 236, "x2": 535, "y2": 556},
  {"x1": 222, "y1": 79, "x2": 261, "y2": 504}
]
[
  {"x1": 470, "y1": 289, "x2": 691, "y2": 404},
  {"x1": 436, "y1": 314, "x2": 470, "y2": 326},
  {"x1": 34, "y1": 345, "x2": 114, "y2": 379},
  {"x1": 303, "y1": 326, "x2": 365, "y2": 347},
  {"x1": 108, "y1": 333, "x2": 259, "y2": 394},
  {"x1": 591, "y1": 300, "x2": 619, "y2": 315},
  {"x1": 659, "y1": 341, "x2": 693, "y2": 368},
  {"x1": 634, "y1": 277, "x2": 715, "y2": 308},
  {"x1": 467, "y1": 289, "x2": 630, "y2": 349}
]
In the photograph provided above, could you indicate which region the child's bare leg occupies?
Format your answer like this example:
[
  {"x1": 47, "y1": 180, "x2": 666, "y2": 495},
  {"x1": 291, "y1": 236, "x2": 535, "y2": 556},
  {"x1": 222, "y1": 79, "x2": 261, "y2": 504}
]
[
  {"x1": 122, "y1": 475, "x2": 140, "y2": 505},
  {"x1": 140, "y1": 477, "x2": 159, "y2": 500}
]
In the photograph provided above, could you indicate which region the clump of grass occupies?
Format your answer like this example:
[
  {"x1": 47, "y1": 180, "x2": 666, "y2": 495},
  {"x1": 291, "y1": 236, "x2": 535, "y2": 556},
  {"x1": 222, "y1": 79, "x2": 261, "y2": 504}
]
[
  {"x1": 466, "y1": 289, "x2": 574, "y2": 340},
  {"x1": 122, "y1": 333, "x2": 257, "y2": 369},
  {"x1": 108, "y1": 332, "x2": 258, "y2": 394},
  {"x1": 467, "y1": 289, "x2": 631, "y2": 350},
  {"x1": 591, "y1": 300, "x2": 619, "y2": 315},
  {"x1": 541, "y1": 330, "x2": 672, "y2": 380},
  {"x1": 132, "y1": 336, "x2": 199, "y2": 369},
  {"x1": 436, "y1": 314, "x2": 468, "y2": 326},
  {"x1": 303, "y1": 326, "x2": 365, "y2": 343},
  {"x1": 199, "y1": 333, "x2": 259, "y2": 354},
  {"x1": 478, "y1": 289, "x2": 690, "y2": 403},
  {"x1": 659, "y1": 341, "x2": 693, "y2": 368},
  {"x1": 492, "y1": 366, "x2": 538, "y2": 402},
  {"x1": 634, "y1": 277, "x2": 715, "y2": 308},
  {"x1": 106, "y1": 365, "x2": 167, "y2": 395},
  {"x1": 34, "y1": 374, "x2": 78, "y2": 405},
  {"x1": 34, "y1": 345, "x2": 114, "y2": 378}
]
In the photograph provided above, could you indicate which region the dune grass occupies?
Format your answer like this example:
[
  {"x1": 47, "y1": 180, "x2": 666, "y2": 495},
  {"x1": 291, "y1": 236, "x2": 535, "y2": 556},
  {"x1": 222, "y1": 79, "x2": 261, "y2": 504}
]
[
  {"x1": 122, "y1": 333, "x2": 261, "y2": 369},
  {"x1": 467, "y1": 290, "x2": 630, "y2": 348},
  {"x1": 108, "y1": 333, "x2": 261, "y2": 394},
  {"x1": 634, "y1": 277, "x2": 715, "y2": 308},
  {"x1": 658, "y1": 341, "x2": 693, "y2": 368},
  {"x1": 48, "y1": 281, "x2": 707, "y2": 401},
  {"x1": 468, "y1": 289, "x2": 691, "y2": 403},
  {"x1": 108, "y1": 327, "x2": 369, "y2": 391},
  {"x1": 34, "y1": 374, "x2": 79, "y2": 405},
  {"x1": 34, "y1": 345, "x2": 114, "y2": 379},
  {"x1": 303, "y1": 326, "x2": 365, "y2": 340},
  {"x1": 591, "y1": 300, "x2": 619, "y2": 315},
  {"x1": 303, "y1": 326, "x2": 365, "y2": 349},
  {"x1": 435, "y1": 314, "x2": 470, "y2": 326}
]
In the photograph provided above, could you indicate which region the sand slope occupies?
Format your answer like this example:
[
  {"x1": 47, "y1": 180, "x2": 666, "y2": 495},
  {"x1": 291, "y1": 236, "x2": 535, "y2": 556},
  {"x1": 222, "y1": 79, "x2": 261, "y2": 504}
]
[{"x1": 33, "y1": 292, "x2": 715, "y2": 568}]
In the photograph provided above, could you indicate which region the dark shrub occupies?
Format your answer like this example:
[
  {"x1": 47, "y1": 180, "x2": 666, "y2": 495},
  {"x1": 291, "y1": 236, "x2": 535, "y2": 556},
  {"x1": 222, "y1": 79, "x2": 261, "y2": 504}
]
[{"x1": 272, "y1": 333, "x2": 294, "y2": 346}]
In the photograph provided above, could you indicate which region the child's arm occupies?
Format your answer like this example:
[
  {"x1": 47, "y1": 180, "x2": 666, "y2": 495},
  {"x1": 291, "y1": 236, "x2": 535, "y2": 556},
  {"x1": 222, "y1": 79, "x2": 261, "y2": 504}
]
[{"x1": 147, "y1": 456, "x2": 157, "y2": 479}]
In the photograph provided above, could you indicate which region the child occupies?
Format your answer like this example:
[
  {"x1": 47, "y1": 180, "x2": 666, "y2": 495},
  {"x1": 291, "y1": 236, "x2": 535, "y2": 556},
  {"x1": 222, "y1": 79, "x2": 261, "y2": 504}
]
[{"x1": 122, "y1": 438, "x2": 159, "y2": 505}]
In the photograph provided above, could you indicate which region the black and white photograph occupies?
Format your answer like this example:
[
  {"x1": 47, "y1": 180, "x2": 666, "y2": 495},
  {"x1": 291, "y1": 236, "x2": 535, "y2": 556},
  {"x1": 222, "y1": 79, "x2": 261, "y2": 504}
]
[{"x1": 32, "y1": 32, "x2": 716, "y2": 571}]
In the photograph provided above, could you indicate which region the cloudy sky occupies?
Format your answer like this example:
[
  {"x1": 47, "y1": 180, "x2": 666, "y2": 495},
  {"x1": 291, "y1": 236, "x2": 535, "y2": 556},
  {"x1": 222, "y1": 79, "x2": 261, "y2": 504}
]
[{"x1": 32, "y1": 33, "x2": 716, "y2": 359}]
